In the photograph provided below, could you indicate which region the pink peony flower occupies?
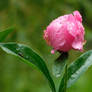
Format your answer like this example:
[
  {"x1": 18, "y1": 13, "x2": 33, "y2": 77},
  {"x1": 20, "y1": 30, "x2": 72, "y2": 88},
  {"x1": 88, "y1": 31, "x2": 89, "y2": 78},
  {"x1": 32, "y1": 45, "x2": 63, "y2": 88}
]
[{"x1": 44, "y1": 11, "x2": 85, "y2": 54}]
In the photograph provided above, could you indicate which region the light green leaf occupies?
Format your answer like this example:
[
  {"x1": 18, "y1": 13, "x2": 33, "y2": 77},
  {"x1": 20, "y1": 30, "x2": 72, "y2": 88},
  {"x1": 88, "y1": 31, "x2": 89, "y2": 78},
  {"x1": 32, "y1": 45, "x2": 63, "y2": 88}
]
[
  {"x1": 52, "y1": 52, "x2": 68, "y2": 77},
  {"x1": 59, "y1": 50, "x2": 92, "y2": 92},
  {"x1": 0, "y1": 42, "x2": 56, "y2": 92},
  {"x1": 0, "y1": 27, "x2": 14, "y2": 42}
]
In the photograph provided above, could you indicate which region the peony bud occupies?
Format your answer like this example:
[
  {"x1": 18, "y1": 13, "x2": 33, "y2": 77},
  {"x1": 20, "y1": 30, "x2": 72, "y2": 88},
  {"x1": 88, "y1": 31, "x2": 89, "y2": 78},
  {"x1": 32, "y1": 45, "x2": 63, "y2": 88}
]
[{"x1": 44, "y1": 11, "x2": 85, "y2": 53}]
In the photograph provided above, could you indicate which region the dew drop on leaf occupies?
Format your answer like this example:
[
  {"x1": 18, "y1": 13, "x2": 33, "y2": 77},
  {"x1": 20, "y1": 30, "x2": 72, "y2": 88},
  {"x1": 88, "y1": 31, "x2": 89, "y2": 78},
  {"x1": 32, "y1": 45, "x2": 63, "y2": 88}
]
[{"x1": 18, "y1": 52, "x2": 24, "y2": 57}]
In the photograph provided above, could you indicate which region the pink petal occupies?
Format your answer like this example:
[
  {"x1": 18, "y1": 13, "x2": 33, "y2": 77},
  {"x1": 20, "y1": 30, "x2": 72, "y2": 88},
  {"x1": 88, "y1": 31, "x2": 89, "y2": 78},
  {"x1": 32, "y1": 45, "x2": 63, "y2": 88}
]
[{"x1": 73, "y1": 11, "x2": 82, "y2": 22}]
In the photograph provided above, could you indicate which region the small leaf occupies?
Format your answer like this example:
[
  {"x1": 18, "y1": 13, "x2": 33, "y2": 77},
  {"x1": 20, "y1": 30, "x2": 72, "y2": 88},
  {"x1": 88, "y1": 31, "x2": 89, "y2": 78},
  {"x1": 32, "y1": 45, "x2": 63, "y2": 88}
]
[
  {"x1": 52, "y1": 52, "x2": 68, "y2": 77},
  {"x1": 0, "y1": 27, "x2": 14, "y2": 42},
  {"x1": 59, "y1": 50, "x2": 92, "y2": 92},
  {"x1": 0, "y1": 42, "x2": 56, "y2": 92}
]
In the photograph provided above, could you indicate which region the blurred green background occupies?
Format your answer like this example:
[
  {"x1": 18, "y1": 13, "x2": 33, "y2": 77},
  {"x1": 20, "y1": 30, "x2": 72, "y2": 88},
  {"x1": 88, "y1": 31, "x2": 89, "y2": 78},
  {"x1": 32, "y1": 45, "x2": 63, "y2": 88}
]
[{"x1": 0, "y1": 0, "x2": 92, "y2": 92}]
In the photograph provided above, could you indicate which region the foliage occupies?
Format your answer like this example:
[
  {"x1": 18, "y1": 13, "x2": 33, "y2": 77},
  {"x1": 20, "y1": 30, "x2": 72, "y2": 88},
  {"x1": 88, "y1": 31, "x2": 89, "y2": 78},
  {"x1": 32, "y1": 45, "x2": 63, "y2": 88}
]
[{"x1": 0, "y1": 0, "x2": 92, "y2": 92}]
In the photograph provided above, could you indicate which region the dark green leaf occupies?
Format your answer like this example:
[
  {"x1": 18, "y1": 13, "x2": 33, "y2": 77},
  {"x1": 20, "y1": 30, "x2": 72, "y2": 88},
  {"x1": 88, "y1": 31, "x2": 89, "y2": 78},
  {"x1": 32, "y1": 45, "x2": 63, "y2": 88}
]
[
  {"x1": 0, "y1": 27, "x2": 14, "y2": 42},
  {"x1": 59, "y1": 50, "x2": 92, "y2": 92},
  {"x1": 0, "y1": 42, "x2": 56, "y2": 92},
  {"x1": 52, "y1": 52, "x2": 68, "y2": 77}
]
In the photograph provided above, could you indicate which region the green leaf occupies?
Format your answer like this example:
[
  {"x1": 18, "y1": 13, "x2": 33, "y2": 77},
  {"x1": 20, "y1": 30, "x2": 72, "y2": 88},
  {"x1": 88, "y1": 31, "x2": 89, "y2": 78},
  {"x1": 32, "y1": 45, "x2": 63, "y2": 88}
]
[
  {"x1": 52, "y1": 52, "x2": 68, "y2": 77},
  {"x1": 59, "y1": 50, "x2": 92, "y2": 92},
  {"x1": 0, "y1": 27, "x2": 14, "y2": 42},
  {"x1": 0, "y1": 42, "x2": 56, "y2": 92}
]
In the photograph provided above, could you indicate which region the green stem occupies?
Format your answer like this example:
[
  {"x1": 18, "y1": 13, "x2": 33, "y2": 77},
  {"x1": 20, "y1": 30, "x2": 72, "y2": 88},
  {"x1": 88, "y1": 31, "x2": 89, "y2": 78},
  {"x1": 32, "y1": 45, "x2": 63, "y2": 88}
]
[{"x1": 64, "y1": 64, "x2": 68, "y2": 92}]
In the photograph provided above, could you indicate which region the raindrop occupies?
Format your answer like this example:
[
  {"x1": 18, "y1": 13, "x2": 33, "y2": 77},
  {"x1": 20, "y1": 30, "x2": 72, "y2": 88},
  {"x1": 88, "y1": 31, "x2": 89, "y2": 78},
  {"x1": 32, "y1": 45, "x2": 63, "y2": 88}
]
[
  {"x1": 18, "y1": 52, "x2": 24, "y2": 57},
  {"x1": 21, "y1": 47, "x2": 24, "y2": 50},
  {"x1": 26, "y1": 56, "x2": 29, "y2": 59},
  {"x1": 52, "y1": 65, "x2": 61, "y2": 78},
  {"x1": 55, "y1": 73, "x2": 61, "y2": 78},
  {"x1": 16, "y1": 48, "x2": 20, "y2": 51}
]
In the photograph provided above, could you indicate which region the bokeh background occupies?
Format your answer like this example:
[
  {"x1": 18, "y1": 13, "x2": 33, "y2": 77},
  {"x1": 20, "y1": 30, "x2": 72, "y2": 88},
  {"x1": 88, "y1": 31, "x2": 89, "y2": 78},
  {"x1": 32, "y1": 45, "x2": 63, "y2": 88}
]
[{"x1": 0, "y1": 0, "x2": 92, "y2": 92}]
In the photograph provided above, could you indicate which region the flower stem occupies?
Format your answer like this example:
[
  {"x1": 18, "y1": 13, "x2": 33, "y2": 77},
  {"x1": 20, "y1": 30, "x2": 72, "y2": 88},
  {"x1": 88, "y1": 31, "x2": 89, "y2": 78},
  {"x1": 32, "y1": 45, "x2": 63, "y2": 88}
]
[{"x1": 64, "y1": 64, "x2": 68, "y2": 92}]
